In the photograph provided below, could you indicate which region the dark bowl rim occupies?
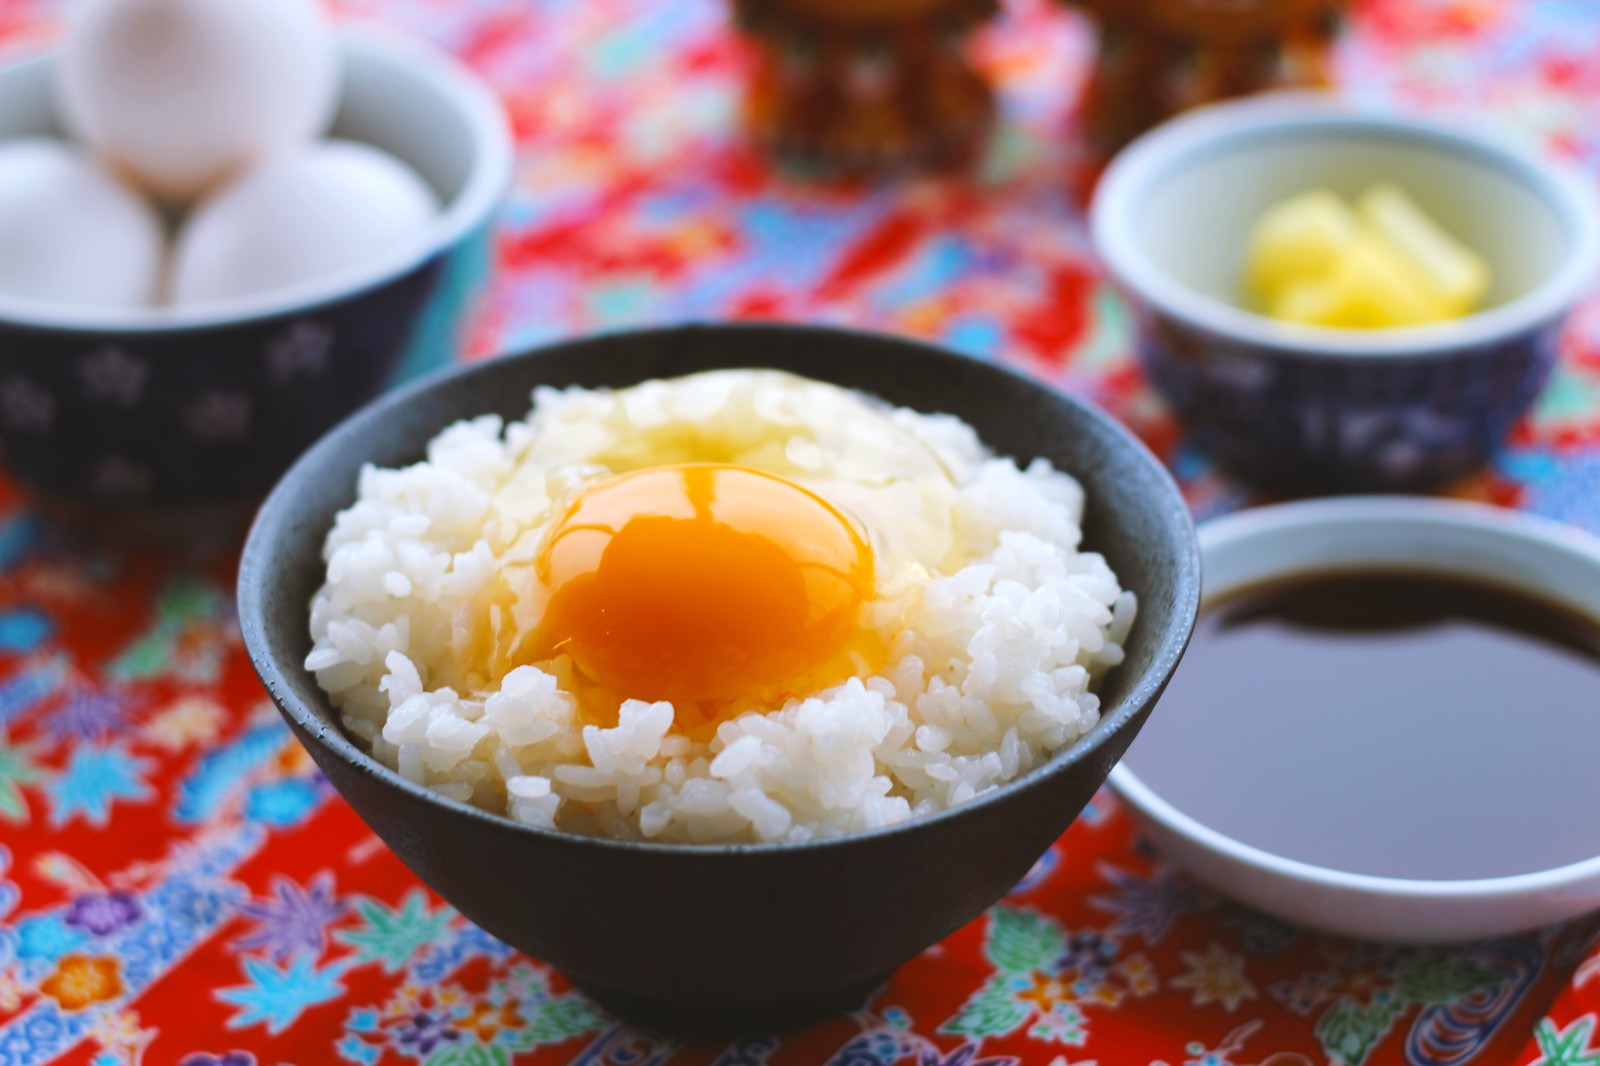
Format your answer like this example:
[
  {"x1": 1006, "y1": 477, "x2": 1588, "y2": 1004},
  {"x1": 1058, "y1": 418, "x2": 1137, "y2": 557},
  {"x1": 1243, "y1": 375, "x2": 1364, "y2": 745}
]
[
  {"x1": 238, "y1": 322, "x2": 1200, "y2": 858},
  {"x1": 0, "y1": 30, "x2": 512, "y2": 337}
]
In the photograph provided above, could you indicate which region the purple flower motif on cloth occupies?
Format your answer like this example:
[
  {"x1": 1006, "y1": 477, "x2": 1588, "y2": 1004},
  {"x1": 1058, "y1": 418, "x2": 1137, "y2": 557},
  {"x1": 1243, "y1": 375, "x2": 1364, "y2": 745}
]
[
  {"x1": 1055, "y1": 930, "x2": 1118, "y2": 983},
  {"x1": 89, "y1": 455, "x2": 152, "y2": 498},
  {"x1": 42, "y1": 688, "x2": 137, "y2": 743},
  {"x1": 235, "y1": 872, "x2": 345, "y2": 962},
  {"x1": 77, "y1": 347, "x2": 148, "y2": 406},
  {"x1": 1089, "y1": 863, "x2": 1210, "y2": 946},
  {"x1": 393, "y1": 1012, "x2": 461, "y2": 1056},
  {"x1": 182, "y1": 392, "x2": 252, "y2": 443},
  {"x1": 920, "y1": 1046, "x2": 1020, "y2": 1066},
  {"x1": 266, "y1": 321, "x2": 333, "y2": 384},
  {"x1": 65, "y1": 891, "x2": 141, "y2": 936},
  {"x1": 0, "y1": 376, "x2": 55, "y2": 433},
  {"x1": 1269, "y1": 970, "x2": 1342, "y2": 1017},
  {"x1": 179, "y1": 1054, "x2": 256, "y2": 1066}
]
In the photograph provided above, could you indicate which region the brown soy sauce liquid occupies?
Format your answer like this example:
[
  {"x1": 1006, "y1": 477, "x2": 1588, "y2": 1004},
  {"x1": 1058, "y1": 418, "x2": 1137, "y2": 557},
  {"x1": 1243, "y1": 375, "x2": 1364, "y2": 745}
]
[{"x1": 1124, "y1": 571, "x2": 1600, "y2": 880}]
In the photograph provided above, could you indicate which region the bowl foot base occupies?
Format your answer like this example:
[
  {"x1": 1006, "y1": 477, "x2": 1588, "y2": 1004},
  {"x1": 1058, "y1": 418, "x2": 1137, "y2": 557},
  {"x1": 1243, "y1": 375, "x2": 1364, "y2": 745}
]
[{"x1": 573, "y1": 967, "x2": 896, "y2": 1039}]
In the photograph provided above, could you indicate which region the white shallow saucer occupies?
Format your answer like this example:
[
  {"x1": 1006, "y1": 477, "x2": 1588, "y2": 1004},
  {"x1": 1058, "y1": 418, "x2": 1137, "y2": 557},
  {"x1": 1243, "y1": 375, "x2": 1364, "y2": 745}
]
[{"x1": 1110, "y1": 497, "x2": 1600, "y2": 942}]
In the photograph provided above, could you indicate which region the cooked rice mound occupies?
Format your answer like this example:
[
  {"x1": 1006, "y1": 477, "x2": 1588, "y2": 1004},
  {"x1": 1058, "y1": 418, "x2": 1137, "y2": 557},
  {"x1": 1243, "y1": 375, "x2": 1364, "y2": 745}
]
[{"x1": 307, "y1": 371, "x2": 1135, "y2": 844}]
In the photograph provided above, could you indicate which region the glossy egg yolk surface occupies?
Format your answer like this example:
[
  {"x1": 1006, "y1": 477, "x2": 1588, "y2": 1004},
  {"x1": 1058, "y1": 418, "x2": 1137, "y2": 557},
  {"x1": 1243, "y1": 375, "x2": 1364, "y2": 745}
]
[{"x1": 531, "y1": 463, "x2": 876, "y2": 720}]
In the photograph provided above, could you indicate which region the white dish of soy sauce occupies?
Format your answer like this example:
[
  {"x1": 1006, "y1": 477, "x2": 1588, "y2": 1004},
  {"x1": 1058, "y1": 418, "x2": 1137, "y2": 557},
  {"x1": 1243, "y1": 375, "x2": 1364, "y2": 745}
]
[{"x1": 1111, "y1": 496, "x2": 1600, "y2": 942}]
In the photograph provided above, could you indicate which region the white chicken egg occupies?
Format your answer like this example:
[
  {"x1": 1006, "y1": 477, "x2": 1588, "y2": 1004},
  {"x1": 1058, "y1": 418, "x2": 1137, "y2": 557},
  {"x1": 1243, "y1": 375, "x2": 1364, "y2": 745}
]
[
  {"x1": 0, "y1": 138, "x2": 164, "y2": 310},
  {"x1": 56, "y1": 0, "x2": 338, "y2": 203},
  {"x1": 169, "y1": 141, "x2": 439, "y2": 307}
]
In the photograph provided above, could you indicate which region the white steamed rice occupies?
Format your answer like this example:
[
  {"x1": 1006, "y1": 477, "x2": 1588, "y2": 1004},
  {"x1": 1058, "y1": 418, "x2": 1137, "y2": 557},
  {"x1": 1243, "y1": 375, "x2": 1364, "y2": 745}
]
[{"x1": 306, "y1": 372, "x2": 1135, "y2": 844}]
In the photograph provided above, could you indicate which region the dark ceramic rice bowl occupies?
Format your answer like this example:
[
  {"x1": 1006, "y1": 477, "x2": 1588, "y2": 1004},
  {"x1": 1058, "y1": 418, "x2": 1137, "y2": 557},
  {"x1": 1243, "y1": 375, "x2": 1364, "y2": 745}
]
[{"x1": 237, "y1": 324, "x2": 1199, "y2": 1036}]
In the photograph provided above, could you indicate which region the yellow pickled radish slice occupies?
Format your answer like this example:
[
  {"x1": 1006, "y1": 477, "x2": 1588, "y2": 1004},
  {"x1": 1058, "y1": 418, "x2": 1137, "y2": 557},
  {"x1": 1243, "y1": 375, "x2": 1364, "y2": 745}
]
[
  {"x1": 1271, "y1": 236, "x2": 1453, "y2": 328},
  {"x1": 1243, "y1": 183, "x2": 1491, "y2": 328},
  {"x1": 1335, "y1": 236, "x2": 1457, "y2": 327},
  {"x1": 1270, "y1": 281, "x2": 1345, "y2": 327},
  {"x1": 1357, "y1": 184, "x2": 1490, "y2": 316},
  {"x1": 1245, "y1": 189, "x2": 1358, "y2": 306}
]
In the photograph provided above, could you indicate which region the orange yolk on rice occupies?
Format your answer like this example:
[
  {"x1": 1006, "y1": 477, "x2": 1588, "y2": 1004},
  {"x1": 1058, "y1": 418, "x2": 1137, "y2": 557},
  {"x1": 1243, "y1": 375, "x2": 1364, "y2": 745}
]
[{"x1": 525, "y1": 463, "x2": 880, "y2": 729}]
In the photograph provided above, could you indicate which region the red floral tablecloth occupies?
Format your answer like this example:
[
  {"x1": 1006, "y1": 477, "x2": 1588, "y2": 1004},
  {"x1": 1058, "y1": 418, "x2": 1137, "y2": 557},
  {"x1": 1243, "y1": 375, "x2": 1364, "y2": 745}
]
[{"x1": 4, "y1": 1, "x2": 1600, "y2": 1063}]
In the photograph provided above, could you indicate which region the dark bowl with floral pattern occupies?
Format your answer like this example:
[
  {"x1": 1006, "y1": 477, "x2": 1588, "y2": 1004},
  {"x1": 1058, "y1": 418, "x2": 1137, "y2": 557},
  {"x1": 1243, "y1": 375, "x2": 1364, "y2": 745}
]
[
  {"x1": 0, "y1": 33, "x2": 511, "y2": 514},
  {"x1": 1092, "y1": 95, "x2": 1600, "y2": 492}
]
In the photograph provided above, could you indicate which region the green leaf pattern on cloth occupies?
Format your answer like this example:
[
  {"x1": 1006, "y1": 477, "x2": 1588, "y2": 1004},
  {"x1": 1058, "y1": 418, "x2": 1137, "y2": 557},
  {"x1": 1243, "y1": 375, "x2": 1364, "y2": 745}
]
[
  {"x1": 941, "y1": 980, "x2": 1033, "y2": 1039},
  {"x1": 1532, "y1": 1015, "x2": 1600, "y2": 1066},
  {"x1": 1316, "y1": 993, "x2": 1407, "y2": 1066},
  {"x1": 336, "y1": 890, "x2": 454, "y2": 973},
  {"x1": 0, "y1": 741, "x2": 42, "y2": 823},
  {"x1": 520, "y1": 995, "x2": 609, "y2": 1046},
  {"x1": 986, "y1": 906, "x2": 1067, "y2": 973},
  {"x1": 938, "y1": 905, "x2": 1159, "y2": 1044},
  {"x1": 426, "y1": 1045, "x2": 511, "y2": 1066},
  {"x1": 1394, "y1": 955, "x2": 1501, "y2": 1005}
]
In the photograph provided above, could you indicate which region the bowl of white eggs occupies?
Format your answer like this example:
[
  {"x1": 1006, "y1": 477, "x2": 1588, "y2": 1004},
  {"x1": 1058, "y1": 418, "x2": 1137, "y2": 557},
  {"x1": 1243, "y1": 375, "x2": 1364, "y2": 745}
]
[{"x1": 0, "y1": 0, "x2": 512, "y2": 512}]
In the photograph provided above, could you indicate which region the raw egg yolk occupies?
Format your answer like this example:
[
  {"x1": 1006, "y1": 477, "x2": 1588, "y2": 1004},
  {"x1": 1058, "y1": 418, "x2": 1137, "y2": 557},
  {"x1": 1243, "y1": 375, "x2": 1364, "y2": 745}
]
[{"x1": 531, "y1": 464, "x2": 875, "y2": 716}]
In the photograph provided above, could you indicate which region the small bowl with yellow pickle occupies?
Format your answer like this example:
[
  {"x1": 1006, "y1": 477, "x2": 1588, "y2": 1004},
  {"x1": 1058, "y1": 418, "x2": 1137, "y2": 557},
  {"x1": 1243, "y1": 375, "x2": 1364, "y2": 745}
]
[{"x1": 1091, "y1": 94, "x2": 1600, "y2": 492}]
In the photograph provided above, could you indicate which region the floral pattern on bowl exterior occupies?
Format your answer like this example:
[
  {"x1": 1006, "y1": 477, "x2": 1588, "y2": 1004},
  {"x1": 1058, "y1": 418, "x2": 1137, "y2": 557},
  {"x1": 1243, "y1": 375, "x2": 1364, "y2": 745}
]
[
  {"x1": 1138, "y1": 306, "x2": 1564, "y2": 492},
  {"x1": 0, "y1": 262, "x2": 445, "y2": 509}
]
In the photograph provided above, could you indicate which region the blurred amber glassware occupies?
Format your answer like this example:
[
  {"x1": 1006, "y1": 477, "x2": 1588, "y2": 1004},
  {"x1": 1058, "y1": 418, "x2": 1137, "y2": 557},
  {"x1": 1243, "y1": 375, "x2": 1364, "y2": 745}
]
[
  {"x1": 1062, "y1": 0, "x2": 1345, "y2": 154},
  {"x1": 731, "y1": 0, "x2": 999, "y2": 175}
]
